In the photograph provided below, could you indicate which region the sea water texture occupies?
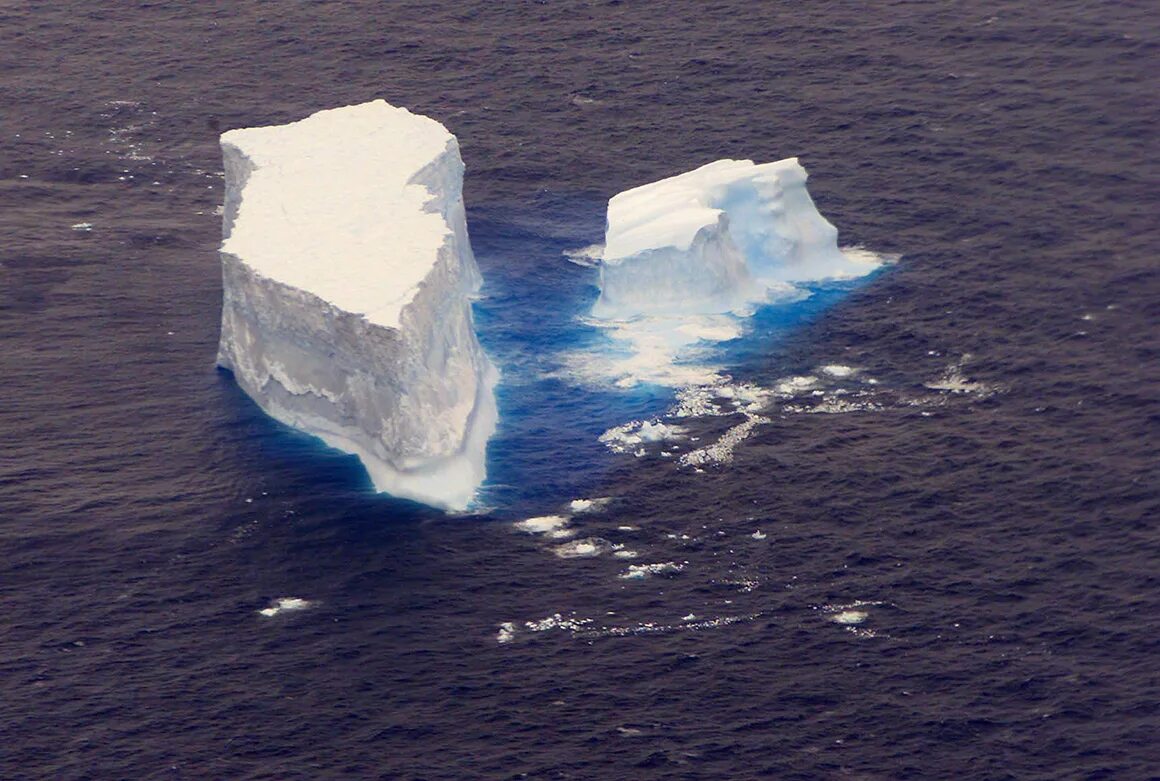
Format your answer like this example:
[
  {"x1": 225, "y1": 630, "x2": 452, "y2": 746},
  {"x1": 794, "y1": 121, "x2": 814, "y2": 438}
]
[{"x1": 2, "y1": 2, "x2": 1159, "y2": 780}]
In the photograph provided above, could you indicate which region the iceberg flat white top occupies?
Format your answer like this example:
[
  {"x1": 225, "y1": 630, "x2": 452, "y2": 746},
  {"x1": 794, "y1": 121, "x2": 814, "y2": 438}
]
[
  {"x1": 221, "y1": 100, "x2": 455, "y2": 328},
  {"x1": 603, "y1": 158, "x2": 805, "y2": 261}
]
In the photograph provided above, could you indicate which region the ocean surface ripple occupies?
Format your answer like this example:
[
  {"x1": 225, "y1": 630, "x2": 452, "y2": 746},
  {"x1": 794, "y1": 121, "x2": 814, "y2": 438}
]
[{"x1": 1, "y1": 1, "x2": 1158, "y2": 779}]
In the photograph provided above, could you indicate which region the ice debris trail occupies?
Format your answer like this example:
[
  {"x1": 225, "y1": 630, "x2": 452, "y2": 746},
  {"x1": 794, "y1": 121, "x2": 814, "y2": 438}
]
[{"x1": 216, "y1": 100, "x2": 498, "y2": 511}]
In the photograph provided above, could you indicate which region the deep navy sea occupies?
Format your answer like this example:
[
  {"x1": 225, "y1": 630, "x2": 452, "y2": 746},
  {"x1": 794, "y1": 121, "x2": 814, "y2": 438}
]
[{"x1": 3, "y1": 2, "x2": 1159, "y2": 779}]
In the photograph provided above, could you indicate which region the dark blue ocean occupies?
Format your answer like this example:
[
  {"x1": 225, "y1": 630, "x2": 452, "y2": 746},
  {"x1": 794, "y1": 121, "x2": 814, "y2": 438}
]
[{"x1": 3, "y1": 2, "x2": 1159, "y2": 778}]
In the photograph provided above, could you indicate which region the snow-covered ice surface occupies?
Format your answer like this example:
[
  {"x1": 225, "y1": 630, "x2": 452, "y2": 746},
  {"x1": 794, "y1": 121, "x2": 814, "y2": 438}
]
[{"x1": 216, "y1": 100, "x2": 498, "y2": 511}]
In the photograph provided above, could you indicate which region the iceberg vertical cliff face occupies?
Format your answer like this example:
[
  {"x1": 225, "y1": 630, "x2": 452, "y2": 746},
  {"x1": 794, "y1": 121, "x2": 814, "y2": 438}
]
[
  {"x1": 216, "y1": 100, "x2": 498, "y2": 511},
  {"x1": 594, "y1": 158, "x2": 877, "y2": 320}
]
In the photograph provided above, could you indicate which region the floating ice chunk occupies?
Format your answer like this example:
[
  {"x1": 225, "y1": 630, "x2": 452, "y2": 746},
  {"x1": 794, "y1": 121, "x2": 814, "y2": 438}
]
[
  {"x1": 258, "y1": 597, "x2": 313, "y2": 617},
  {"x1": 70, "y1": 222, "x2": 93, "y2": 231},
  {"x1": 593, "y1": 158, "x2": 880, "y2": 320},
  {"x1": 678, "y1": 414, "x2": 769, "y2": 467},
  {"x1": 820, "y1": 364, "x2": 856, "y2": 378},
  {"x1": 496, "y1": 622, "x2": 516, "y2": 644},
  {"x1": 514, "y1": 515, "x2": 574, "y2": 539},
  {"x1": 619, "y1": 561, "x2": 685, "y2": 579},
  {"x1": 751, "y1": 530, "x2": 767, "y2": 540},
  {"x1": 569, "y1": 497, "x2": 611, "y2": 514},
  {"x1": 215, "y1": 100, "x2": 498, "y2": 511},
  {"x1": 562, "y1": 243, "x2": 604, "y2": 267},
  {"x1": 925, "y1": 355, "x2": 998, "y2": 396},
  {"x1": 775, "y1": 375, "x2": 819, "y2": 395},
  {"x1": 552, "y1": 537, "x2": 620, "y2": 559},
  {"x1": 599, "y1": 420, "x2": 687, "y2": 454},
  {"x1": 831, "y1": 610, "x2": 868, "y2": 625},
  {"x1": 525, "y1": 613, "x2": 593, "y2": 633}
]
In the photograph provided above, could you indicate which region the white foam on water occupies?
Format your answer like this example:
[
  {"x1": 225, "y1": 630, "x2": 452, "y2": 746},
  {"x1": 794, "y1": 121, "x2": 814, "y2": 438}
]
[
  {"x1": 679, "y1": 414, "x2": 770, "y2": 467},
  {"x1": 782, "y1": 393, "x2": 885, "y2": 415},
  {"x1": 562, "y1": 243, "x2": 604, "y2": 267},
  {"x1": 613, "y1": 550, "x2": 639, "y2": 559},
  {"x1": 559, "y1": 312, "x2": 748, "y2": 389},
  {"x1": 925, "y1": 354, "x2": 1000, "y2": 397},
  {"x1": 552, "y1": 537, "x2": 621, "y2": 559},
  {"x1": 514, "y1": 515, "x2": 573, "y2": 537},
  {"x1": 619, "y1": 561, "x2": 685, "y2": 579},
  {"x1": 258, "y1": 597, "x2": 313, "y2": 617},
  {"x1": 593, "y1": 612, "x2": 761, "y2": 638},
  {"x1": 569, "y1": 497, "x2": 611, "y2": 514},
  {"x1": 525, "y1": 613, "x2": 594, "y2": 633},
  {"x1": 820, "y1": 364, "x2": 856, "y2": 378},
  {"x1": 831, "y1": 610, "x2": 868, "y2": 625},
  {"x1": 816, "y1": 599, "x2": 888, "y2": 637},
  {"x1": 775, "y1": 375, "x2": 819, "y2": 395},
  {"x1": 599, "y1": 420, "x2": 687, "y2": 454}
]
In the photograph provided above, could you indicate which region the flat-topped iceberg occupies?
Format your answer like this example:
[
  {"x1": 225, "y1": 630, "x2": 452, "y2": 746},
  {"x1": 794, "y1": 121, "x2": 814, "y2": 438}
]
[
  {"x1": 593, "y1": 158, "x2": 877, "y2": 320},
  {"x1": 216, "y1": 100, "x2": 498, "y2": 511}
]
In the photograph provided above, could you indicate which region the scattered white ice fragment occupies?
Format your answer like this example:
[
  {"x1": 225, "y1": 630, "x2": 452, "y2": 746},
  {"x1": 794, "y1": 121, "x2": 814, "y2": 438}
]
[
  {"x1": 678, "y1": 414, "x2": 770, "y2": 467},
  {"x1": 613, "y1": 550, "x2": 639, "y2": 559},
  {"x1": 215, "y1": 100, "x2": 498, "y2": 511},
  {"x1": 820, "y1": 364, "x2": 856, "y2": 378},
  {"x1": 258, "y1": 597, "x2": 313, "y2": 617},
  {"x1": 619, "y1": 561, "x2": 685, "y2": 579},
  {"x1": 496, "y1": 622, "x2": 516, "y2": 644},
  {"x1": 599, "y1": 420, "x2": 687, "y2": 454},
  {"x1": 775, "y1": 375, "x2": 819, "y2": 395},
  {"x1": 70, "y1": 222, "x2": 93, "y2": 231},
  {"x1": 831, "y1": 610, "x2": 868, "y2": 625},
  {"x1": 925, "y1": 355, "x2": 997, "y2": 396},
  {"x1": 525, "y1": 613, "x2": 593, "y2": 633},
  {"x1": 751, "y1": 530, "x2": 767, "y2": 540},
  {"x1": 552, "y1": 537, "x2": 620, "y2": 559},
  {"x1": 562, "y1": 243, "x2": 603, "y2": 267},
  {"x1": 568, "y1": 497, "x2": 611, "y2": 514},
  {"x1": 514, "y1": 515, "x2": 572, "y2": 538}
]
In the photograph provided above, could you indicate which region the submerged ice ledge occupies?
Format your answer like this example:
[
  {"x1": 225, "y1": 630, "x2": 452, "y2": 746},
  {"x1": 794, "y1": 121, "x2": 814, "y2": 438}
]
[{"x1": 216, "y1": 100, "x2": 498, "y2": 511}]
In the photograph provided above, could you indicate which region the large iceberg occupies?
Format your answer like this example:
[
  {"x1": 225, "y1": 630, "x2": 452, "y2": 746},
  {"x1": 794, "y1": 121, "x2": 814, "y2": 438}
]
[
  {"x1": 215, "y1": 100, "x2": 498, "y2": 511},
  {"x1": 593, "y1": 158, "x2": 875, "y2": 320}
]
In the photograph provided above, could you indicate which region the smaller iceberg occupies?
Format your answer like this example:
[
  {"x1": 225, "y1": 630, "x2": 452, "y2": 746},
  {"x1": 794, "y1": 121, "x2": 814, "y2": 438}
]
[
  {"x1": 570, "y1": 158, "x2": 883, "y2": 389},
  {"x1": 593, "y1": 158, "x2": 877, "y2": 320}
]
